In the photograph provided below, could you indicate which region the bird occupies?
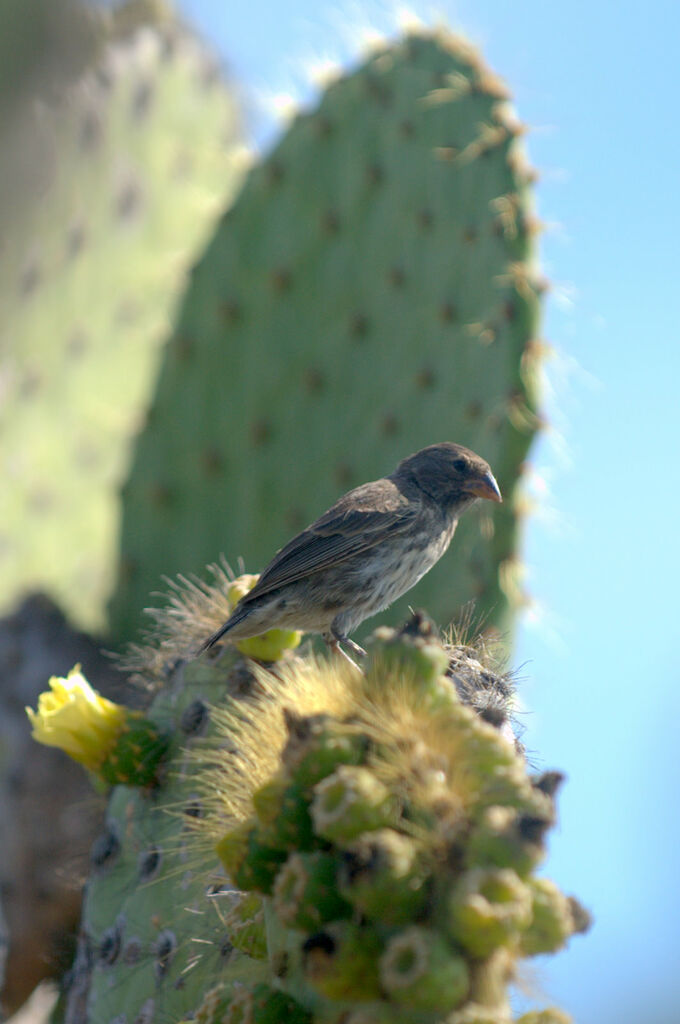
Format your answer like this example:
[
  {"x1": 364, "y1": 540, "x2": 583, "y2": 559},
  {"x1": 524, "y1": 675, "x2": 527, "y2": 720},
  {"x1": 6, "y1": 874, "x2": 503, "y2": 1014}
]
[{"x1": 200, "y1": 442, "x2": 501, "y2": 664}]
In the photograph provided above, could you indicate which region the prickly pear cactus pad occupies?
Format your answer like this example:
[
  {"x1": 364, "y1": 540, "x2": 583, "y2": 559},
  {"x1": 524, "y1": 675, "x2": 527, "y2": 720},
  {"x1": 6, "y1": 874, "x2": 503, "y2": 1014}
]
[
  {"x1": 0, "y1": 9, "x2": 247, "y2": 630},
  {"x1": 111, "y1": 27, "x2": 543, "y2": 646},
  {"x1": 66, "y1": 649, "x2": 271, "y2": 1024}
]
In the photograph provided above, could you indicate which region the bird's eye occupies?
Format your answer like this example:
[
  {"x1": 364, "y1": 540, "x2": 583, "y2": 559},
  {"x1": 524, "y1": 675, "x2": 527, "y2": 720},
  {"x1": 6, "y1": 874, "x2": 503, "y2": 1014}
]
[{"x1": 453, "y1": 458, "x2": 467, "y2": 472}]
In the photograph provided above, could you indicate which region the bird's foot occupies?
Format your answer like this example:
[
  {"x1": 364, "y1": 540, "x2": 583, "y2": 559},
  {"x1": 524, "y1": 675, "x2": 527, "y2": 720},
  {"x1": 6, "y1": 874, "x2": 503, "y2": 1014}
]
[
  {"x1": 339, "y1": 636, "x2": 367, "y2": 659},
  {"x1": 324, "y1": 632, "x2": 366, "y2": 671}
]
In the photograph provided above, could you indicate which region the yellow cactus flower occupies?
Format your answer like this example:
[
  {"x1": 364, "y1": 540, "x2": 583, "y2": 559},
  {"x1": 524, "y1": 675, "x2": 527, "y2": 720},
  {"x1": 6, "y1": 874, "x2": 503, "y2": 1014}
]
[{"x1": 26, "y1": 666, "x2": 127, "y2": 770}]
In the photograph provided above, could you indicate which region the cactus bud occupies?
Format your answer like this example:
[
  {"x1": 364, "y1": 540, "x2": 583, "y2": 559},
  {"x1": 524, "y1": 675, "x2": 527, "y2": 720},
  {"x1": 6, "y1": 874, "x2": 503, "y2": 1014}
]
[
  {"x1": 338, "y1": 828, "x2": 429, "y2": 924},
  {"x1": 520, "y1": 878, "x2": 575, "y2": 955},
  {"x1": 273, "y1": 851, "x2": 351, "y2": 931},
  {"x1": 303, "y1": 923, "x2": 383, "y2": 1001},
  {"x1": 312, "y1": 765, "x2": 398, "y2": 843},
  {"x1": 216, "y1": 821, "x2": 286, "y2": 894},
  {"x1": 379, "y1": 925, "x2": 469, "y2": 1012},
  {"x1": 447, "y1": 868, "x2": 532, "y2": 957}
]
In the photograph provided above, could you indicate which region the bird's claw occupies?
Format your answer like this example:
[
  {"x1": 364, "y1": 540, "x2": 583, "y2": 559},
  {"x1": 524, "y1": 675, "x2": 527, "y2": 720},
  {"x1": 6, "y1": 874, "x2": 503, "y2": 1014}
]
[
  {"x1": 341, "y1": 637, "x2": 367, "y2": 659},
  {"x1": 324, "y1": 633, "x2": 365, "y2": 671}
]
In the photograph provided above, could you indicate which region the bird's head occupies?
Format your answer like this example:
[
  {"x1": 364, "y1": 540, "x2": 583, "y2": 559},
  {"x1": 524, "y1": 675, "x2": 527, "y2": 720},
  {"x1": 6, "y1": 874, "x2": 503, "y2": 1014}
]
[{"x1": 394, "y1": 442, "x2": 502, "y2": 511}]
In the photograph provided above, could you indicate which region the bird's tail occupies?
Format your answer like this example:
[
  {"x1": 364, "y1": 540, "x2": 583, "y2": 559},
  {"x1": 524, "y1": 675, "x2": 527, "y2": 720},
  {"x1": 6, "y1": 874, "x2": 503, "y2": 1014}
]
[
  {"x1": 197, "y1": 621, "x2": 231, "y2": 654},
  {"x1": 197, "y1": 604, "x2": 249, "y2": 655}
]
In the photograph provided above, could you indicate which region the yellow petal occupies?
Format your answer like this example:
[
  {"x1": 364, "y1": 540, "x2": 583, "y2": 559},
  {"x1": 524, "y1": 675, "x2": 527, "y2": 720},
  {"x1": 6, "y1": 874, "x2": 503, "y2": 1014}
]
[{"x1": 26, "y1": 666, "x2": 127, "y2": 768}]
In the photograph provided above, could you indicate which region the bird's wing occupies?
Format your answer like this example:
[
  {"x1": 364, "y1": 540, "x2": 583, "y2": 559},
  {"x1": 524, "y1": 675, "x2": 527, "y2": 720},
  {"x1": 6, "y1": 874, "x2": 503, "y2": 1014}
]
[{"x1": 239, "y1": 479, "x2": 420, "y2": 602}]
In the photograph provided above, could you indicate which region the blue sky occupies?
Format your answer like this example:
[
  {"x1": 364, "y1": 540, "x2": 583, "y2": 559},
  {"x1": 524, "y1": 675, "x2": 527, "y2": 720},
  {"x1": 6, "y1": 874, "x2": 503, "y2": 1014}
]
[{"x1": 176, "y1": 3, "x2": 680, "y2": 1021}]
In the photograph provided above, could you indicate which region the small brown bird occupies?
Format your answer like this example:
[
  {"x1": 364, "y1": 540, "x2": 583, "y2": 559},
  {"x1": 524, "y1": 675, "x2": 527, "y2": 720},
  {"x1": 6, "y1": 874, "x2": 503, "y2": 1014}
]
[{"x1": 200, "y1": 442, "x2": 501, "y2": 664}]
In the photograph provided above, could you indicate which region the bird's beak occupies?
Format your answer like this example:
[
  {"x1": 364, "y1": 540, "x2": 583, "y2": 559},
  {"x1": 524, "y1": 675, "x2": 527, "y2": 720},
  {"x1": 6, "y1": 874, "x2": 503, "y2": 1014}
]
[{"x1": 466, "y1": 470, "x2": 502, "y2": 503}]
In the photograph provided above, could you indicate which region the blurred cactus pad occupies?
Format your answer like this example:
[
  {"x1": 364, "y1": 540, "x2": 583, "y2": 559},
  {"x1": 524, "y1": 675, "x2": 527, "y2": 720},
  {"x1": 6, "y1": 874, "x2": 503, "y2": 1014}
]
[
  {"x1": 68, "y1": 613, "x2": 587, "y2": 1023},
  {"x1": 0, "y1": 0, "x2": 246, "y2": 631},
  {"x1": 110, "y1": 26, "x2": 543, "y2": 646}
]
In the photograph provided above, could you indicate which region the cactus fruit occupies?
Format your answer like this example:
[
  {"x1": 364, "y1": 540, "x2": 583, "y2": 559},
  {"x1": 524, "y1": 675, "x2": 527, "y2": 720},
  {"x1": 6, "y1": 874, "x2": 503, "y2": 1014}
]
[
  {"x1": 110, "y1": 26, "x2": 543, "y2": 646},
  {"x1": 64, "y1": 592, "x2": 586, "y2": 1023},
  {"x1": 0, "y1": 3, "x2": 246, "y2": 631}
]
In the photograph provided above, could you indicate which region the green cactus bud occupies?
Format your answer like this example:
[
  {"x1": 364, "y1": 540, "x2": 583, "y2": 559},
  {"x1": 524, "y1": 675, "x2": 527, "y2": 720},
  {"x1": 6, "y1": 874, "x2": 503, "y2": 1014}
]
[
  {"x1": 253, "y1": 778, "x2": 316, "y2": 850},
  {"x1": 368, "y1": 615, "x2": 450, "y2": 688},
  {"x1": 311, "y1": 765, "x2": 398, "y2": 843},
  {"x1": 273, "y1": 851, "x2": 351, "y2": 932},
  {"x1": 282, "y1": 713, "x2": 370, "y2": 789},
  {"x1": 216, "y1": 819, "x2": 251, "y2": 876},
  {"x1": 519, "y1": 878, "x2": 575, "y2": 956},
  {"x1": 303, "y1": 922, "x2": 383, "y2": 1001},
  {"x1": 338, "y1": 828, "x2": 429, "y2": 925},
  {"x1": 252, "y1": 775, "x2": 289, "y2": 824},
  {"x1": 447, "y1": 867, "x2": 532, "y2": 957},
  {"x1": 461, "y1": 718, "x2": 520, "y2": 779},
  {"x1": 466, "y1": 805, "x2": 543, "y2": 877},
  {"x1": 216, "y1": 821, "x2": 287, "y2": 894},
  {"x1": 224, "y1": 893, "x2": 268, "y2": 960},
  {"x1": 459, "y1": 718, "x2": 530, "y2": 813},
  {"x1": 379, "y1": 925, "x2": 469, "y2": 1012}
]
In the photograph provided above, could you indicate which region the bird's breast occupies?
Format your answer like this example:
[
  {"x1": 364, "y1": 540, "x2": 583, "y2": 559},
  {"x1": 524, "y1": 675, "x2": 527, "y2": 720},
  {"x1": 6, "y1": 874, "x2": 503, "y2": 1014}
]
[{"x1": 357, "y1": 516, "x2": 458, "y2": 614}]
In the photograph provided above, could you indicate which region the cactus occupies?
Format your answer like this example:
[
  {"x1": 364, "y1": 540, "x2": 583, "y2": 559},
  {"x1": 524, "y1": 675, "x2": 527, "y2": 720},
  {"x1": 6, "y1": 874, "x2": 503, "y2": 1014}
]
[
  {"x1": 0, "y1": 1, "x2": 246, "y2": 632},
  {"x1": 199, "y1": 618, "x2": 586, "y2": 1023},
  {"x1": 60, "y1": 591, "x2": 585, "y2": 1023},
  {"x1": 64, "y1": 651, "x2": 272, "y2": 1023},
  {"x1": 110, "y1": 26, "x2": 543, "y2": 647}
]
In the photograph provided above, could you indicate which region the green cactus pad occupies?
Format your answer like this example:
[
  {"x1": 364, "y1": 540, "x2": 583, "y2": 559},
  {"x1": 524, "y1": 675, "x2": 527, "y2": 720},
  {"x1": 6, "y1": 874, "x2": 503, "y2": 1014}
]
[
  {"x1": 0, "y1": 8, "x2": 245, "y2": 631},
  {"x1": 68, "y1": 652, "x2": 268, "y2": 1022},
  {"x1": 111, "y1": 26, "x2": 543, "y2": 646}
]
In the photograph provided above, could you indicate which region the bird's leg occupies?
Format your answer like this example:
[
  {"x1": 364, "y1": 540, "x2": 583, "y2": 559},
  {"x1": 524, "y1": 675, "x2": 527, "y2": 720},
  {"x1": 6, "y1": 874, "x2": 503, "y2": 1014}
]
[
  {"x1": 323, "y1": 633, "x2": 362, "y2": 671},
  {"x1": 338, "y1": 635, "x2": 367, "y2": 659}
]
